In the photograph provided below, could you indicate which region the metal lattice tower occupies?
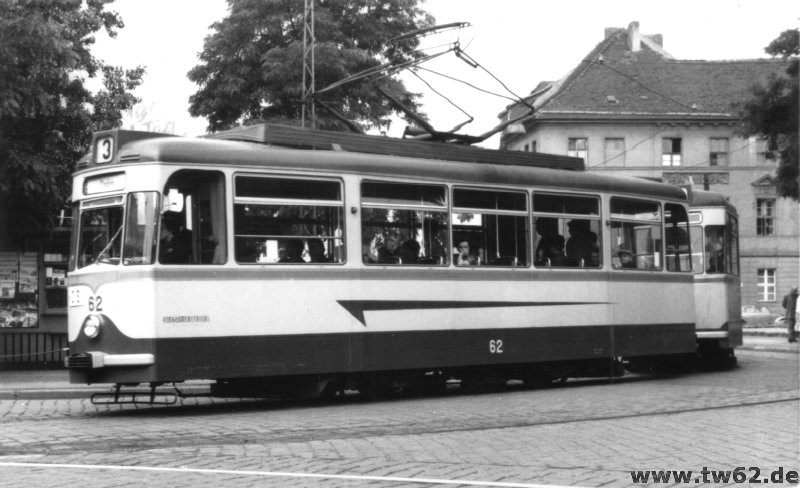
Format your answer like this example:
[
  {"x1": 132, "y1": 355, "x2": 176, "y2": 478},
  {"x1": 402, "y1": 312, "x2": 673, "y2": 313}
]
[{"x1": 301, "y1": 0, "x2": 315, "y2": 128}]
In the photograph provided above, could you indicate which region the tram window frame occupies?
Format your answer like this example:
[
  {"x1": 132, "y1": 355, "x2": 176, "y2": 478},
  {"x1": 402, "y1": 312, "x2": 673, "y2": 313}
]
[
  {"x1": 703, "y1": 221, "x2": 739, "y2": 276},
  {"x1": 664, "y1": 203, "x2": 691, "y2": 272},
  {"x1": 452, "y1": 187, "x2": 529, "y2": 267},
  {"x1": 123, "y1": 192, "x2": 160, "y2": 266},
  {"x1": 727, "y1": 213, "x2": 740, "y2": 276},
  {"x1": 689, "y1": 225, "x2": 705, "y2": 274},
  {"x1": 73, "y1": 198, "x2": 125, "y2": 269},
  {"x1": 233, "y1": 174, "x2": 345, "y2": 265},
  {"x1": 361, "y1": 181, "x2": 448, "y2": 266},
  {"x1": 609, "y1": 197, "x2": 662, "y2": 271},
  {"x1": 532, "y1": 192, "x2": 601, "y2": 268}
]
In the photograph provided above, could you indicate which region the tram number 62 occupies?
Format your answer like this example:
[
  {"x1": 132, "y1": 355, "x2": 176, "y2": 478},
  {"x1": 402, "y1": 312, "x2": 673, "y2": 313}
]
[
  {"x1": 88, "y1": 296, "x2": 103, "y2": 312},
  {"x1": 489, "y1": 339, "x2": 504, "y2": 354}
]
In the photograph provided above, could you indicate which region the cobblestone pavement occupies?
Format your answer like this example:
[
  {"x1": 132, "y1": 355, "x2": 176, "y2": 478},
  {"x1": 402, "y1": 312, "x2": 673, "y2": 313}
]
[{"x1": 0, "y1": 349, "x2": 797, "y2": 487}]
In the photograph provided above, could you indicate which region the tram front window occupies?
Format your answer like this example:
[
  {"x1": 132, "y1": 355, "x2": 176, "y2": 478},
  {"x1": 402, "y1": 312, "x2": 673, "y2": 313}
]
[
  {"x1": 75, "y1": 200, "x2": 124, "y2": 268},
  {"x1": 705, "y1": 226, "x2": 728, "y2": 274}
]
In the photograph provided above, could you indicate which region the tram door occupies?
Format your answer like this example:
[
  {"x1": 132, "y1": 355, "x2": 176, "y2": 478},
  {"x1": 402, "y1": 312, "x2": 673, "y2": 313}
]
[{"x1": 161, "y1": 170, "x2": 226, "y2": 265}]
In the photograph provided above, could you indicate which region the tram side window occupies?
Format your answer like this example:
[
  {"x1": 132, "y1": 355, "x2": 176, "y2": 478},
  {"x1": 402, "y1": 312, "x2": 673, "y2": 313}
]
[
  {"x1": 609, "y1": 198, "x2": 661, "y2": 270},
  {"x1": 233, "y1": 175, "x2": 344, "y2": 264},
  {"x1": 532, "y1": 193, "x2": 600, "y2": 268},
  {"x1": 452, "y1": 188, "x2": 528, "y2": 266},
  {"x1": 361, "y1": 181, "x2": 448, "y2": 265},
  {"x1": 664, "y1": 203, "x2": 691, "y2": 272},
  {"x1": 160, "y1": 170, "x2": 227, "y2": 265}
]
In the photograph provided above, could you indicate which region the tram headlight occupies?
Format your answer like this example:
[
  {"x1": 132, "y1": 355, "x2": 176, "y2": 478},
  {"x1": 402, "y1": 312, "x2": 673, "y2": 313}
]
[{"x1": 82, "y1": 315, "x2": 103, "y2": 339}]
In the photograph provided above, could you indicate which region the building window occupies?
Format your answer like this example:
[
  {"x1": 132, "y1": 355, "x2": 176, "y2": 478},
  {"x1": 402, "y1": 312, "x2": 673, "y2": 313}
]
[
  {"x1": 757, "y1": 268, "x2": 776, "y2": 301},
  {"x1": 709, "y1": 138, "x2": 729, "y2": 166},
  {"x1": 523, "y1": 143, "x2": 529, "y2": 152},
  {"x1": 755, "y1": 138, "x2": 769, "y2": 163},
  {"x1": 756, "y1": 198, "x2": 775, "y2": 236},
  {"x1": 568, "y1": 138, "x2": 588, "y2": 162},
  {"x1": 604, "y1": 138, "x2": 625, "y2": 166},
  {"x1": 531, "y1": 141, "x2": 537, "y2": 153},
  {"x1": 662, "y1": 138, "x2": 682, "y2": 166}
]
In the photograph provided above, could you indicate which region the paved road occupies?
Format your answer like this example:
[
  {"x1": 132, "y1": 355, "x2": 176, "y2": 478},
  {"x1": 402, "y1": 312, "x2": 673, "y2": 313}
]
[{"x1": 0, "y1": 348, "x2": 797, "y2": 487}]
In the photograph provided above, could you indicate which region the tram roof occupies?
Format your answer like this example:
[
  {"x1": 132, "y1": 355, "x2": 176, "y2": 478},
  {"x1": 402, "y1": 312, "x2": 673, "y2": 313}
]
[
  {"x1": 77, "y1": 128, "x2": 687, "y2": 201},
  {"x1": 688, "y1": 189, "x2": 737, "y2": 213}
]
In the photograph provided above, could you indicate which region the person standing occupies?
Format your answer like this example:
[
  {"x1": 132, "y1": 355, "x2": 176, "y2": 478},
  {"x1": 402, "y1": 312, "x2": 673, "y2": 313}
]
[{"x1": 783, "y1": 286, "x2": 798, "y2": 343}]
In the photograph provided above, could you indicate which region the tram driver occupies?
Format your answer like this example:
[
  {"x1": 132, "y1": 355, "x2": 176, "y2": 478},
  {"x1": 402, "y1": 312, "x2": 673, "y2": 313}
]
[{"x1": 159, "y1": 213, "x2": 192, "y2": 264}]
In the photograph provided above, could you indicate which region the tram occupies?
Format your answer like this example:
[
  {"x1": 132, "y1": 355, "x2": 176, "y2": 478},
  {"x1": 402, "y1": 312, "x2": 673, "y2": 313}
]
[
  {"x1": 688, "y1": 190, "x2": 742, "y2": 364},
  {"x1": 64, "y1": 125, "x2": 721, "y2": 400}
]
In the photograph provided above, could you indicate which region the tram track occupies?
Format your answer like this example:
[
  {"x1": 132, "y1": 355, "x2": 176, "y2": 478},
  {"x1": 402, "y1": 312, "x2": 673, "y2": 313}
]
[{"x1": 0, "y1": 378, "x2": 796, "y2": 457}]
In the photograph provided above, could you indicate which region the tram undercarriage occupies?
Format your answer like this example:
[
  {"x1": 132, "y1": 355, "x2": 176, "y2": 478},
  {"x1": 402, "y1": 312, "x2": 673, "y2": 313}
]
[{"x1": 82, "y1": 351, "x2": 738, "y2": 406}]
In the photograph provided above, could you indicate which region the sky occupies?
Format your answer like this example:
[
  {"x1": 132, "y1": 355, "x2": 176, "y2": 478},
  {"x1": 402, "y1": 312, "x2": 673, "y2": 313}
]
[{"x1": 91, "y1": 0, "x2": 799, "y2": 147}]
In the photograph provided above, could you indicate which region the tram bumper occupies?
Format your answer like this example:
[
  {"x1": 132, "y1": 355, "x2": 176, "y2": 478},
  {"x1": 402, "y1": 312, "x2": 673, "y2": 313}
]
[
  {"x1": 696, "y1": 320, "x2": 743, "y2": 349},
  {"x1": 65, "y1": 351, "x2": 155, "y2": 369}
]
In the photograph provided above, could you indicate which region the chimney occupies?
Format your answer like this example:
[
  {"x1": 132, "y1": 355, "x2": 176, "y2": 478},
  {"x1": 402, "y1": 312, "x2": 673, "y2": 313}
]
[{"x1": 628, "y1": 21, "x2": 641, "y2": 52}]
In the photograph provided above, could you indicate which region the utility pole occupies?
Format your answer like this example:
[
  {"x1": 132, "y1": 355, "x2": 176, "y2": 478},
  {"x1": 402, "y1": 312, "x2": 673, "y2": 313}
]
[{"x1": 301, "y1": 0, "x2": 315, "y2": 128}]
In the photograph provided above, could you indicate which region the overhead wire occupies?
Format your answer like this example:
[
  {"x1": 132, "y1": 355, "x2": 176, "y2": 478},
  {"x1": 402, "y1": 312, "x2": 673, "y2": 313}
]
[{"x1": 409, "y1": 70, "x2": 473, "y2": 120}]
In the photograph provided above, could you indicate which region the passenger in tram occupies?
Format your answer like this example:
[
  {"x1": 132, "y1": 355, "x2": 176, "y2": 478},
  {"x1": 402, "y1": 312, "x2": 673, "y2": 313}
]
[
  {"x1": 398, "y1": 239, "x2": 420, "y2": 264},
  {"x1": 534, "y1": 218, "x2": 565, "y2": 266},
  {"x1": 455, "y1": 240, "x2": 478, "y2": 266},
  {"x1": 566, "y1": 220, "x2": 598, "y2": 266},
  {"x1": 307, "y1": 238, "x2": 332, "y2": 263},
  {"x1": 279, "y1": 239, "x2": 305, "y2": 263},
  {"x1": 159, "y1": 213, "x2": 192, "y2": 264},
  {"x1": 613, "y1": 246, "x2": 636, "y2": 269},
  {"x1": 377, "y1": 232, "x2": 401, "y2": 262},
  {"x1": 706, "y1": 233, "x2": 725, "y2": 273}
]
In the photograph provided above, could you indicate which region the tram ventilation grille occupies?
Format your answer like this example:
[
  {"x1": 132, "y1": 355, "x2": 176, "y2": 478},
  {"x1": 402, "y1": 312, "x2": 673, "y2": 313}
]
[{"x1": 65, "y1": 354, "x2": 92, "y2": 369}]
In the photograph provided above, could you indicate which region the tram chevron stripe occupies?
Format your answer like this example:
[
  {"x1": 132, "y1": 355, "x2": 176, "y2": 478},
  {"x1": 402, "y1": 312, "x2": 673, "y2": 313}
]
[
  {"x1": 337, "y1": 299, "x2": 606, "y2": 325},
  {"x1": 0, "y1": 461, "x2": 585, "y2": 488}
]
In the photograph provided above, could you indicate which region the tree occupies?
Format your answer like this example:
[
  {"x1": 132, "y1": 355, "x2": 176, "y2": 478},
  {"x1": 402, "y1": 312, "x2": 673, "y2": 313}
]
[
  {"x1": 188, "y1": 0, "x2": 435, "y2": 133},
  {"x1": 737, "y1": 28, "x2": 799, "y2": 201},
  {"x1": 0, "y1": 0, "x2": 144, "y2": 245}
]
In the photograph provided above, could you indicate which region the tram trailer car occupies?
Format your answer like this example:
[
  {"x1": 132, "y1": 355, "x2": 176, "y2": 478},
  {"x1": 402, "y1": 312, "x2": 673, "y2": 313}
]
[
  {"x1": 65, "y1": 127, "x2": 718, "y2": 398},
  {"x1": 688, "y1": 190, "x2": 743, "y2": 364}
]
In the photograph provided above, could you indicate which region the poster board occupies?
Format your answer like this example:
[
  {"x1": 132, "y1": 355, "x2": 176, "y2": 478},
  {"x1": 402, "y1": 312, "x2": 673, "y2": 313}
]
[{"x1": 0, "y1": 252, "x2": 39, "y2": 328}]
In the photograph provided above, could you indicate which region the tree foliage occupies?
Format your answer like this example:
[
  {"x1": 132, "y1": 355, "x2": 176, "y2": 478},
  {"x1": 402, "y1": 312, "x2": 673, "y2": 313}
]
[
  {"x1": 0, "y1": 0, "x2": 144, "y2": 245},
  {"x1": 188, "y1": 0, "x2": 435, "y2": 132},
  {"x1": 737, "y1": 28, "x2": 799, "y2": 200}
]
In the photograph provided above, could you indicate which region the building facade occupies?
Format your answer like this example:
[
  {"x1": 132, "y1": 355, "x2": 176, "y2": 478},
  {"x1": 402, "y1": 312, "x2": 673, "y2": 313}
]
[
  {"x1": 0, "y1": 206, "x2": 70, "y2": 367},
  {"x1": 499, "y1": 22, "x2": 799, "y2": 313}
]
